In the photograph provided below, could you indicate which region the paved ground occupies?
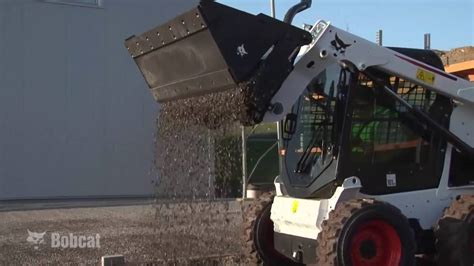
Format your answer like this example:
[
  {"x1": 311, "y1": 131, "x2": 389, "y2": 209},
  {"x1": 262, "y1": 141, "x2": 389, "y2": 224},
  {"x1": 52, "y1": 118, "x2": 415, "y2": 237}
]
[{"x1": 0, "y1": 200, "x2": 249, "y2": 265}]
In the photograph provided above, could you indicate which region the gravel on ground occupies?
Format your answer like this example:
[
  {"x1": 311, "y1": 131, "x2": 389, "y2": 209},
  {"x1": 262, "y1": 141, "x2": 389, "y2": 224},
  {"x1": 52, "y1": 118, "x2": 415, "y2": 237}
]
[{"x1": 0, "y1": 200, "x2": 253, "y2": 265}]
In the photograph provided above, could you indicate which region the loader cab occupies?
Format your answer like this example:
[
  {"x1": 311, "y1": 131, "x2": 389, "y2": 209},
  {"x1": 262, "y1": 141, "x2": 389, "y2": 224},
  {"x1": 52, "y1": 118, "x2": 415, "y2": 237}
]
[
  {"x1": 339, "y1": 71, "x2": 450, "y2": 195},
  {"x1": 279, "y1": 62, "x2": 346, "y2": 198},
  {"x1": 280, "y1": 49, "x2": 453, "y2": 198},
  {"x1": 281, "y1": 63, "x2": 340, "y2": 186}
]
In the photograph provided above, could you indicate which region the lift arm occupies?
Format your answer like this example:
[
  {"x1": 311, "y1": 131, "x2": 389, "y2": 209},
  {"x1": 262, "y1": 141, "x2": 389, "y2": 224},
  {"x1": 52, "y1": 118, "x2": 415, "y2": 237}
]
[{"x1": 264, "y1": 20, "x2": 474, "y2": 123}]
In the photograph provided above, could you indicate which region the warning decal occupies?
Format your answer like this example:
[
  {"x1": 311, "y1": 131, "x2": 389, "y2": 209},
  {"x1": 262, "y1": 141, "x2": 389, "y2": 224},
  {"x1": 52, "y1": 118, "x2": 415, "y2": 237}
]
[{"x1": 416, "y1": 68, "x2": 435, "y2": 85}]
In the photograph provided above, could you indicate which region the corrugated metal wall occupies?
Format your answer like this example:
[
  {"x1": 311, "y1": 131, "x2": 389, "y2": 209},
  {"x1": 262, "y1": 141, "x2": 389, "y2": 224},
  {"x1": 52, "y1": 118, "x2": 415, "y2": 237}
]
[{"x1": 0, "y1": 0, "x2": 197, "y2": 199}]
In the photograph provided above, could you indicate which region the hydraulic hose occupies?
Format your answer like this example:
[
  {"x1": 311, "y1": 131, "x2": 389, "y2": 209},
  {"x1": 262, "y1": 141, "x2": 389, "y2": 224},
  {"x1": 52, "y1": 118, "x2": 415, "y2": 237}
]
[{"x1": 283, "y1": 0, "x2": 312, "y2": 24}]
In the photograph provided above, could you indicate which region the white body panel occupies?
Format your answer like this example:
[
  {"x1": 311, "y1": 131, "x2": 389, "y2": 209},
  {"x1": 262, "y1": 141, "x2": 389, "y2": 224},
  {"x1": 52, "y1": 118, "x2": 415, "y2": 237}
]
[
  {"x1": 272, "y1": 180, "x2": 473, "y2": 239},
  {"x1": 271, "y1": 177, "x2": 361, "y2": 239},
  {"x1": 450, "y1": 104, "x2": 474, "y2": 147}
]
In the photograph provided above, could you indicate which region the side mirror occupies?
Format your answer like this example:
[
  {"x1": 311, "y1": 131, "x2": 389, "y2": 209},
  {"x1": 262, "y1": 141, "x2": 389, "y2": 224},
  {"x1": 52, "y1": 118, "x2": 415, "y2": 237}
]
[{"x1": 282, "y1": 113, "x2": 297, "y2": 140}]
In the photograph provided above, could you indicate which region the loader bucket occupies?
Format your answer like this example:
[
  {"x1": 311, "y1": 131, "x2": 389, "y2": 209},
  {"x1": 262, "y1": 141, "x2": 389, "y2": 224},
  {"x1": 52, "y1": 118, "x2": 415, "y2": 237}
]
[{"x1": 125, "y1": 1, "x2": 312, "y2": 124}]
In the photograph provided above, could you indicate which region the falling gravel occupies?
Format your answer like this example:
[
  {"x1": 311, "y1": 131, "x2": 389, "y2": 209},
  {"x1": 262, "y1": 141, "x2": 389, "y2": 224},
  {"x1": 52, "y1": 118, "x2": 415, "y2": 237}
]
[
  {"x1": 154, "y1": 88, "x2": 246, "y2": 199},
  {"x1": 151, "y1": 87, "x2": 250, "y2": 263}
]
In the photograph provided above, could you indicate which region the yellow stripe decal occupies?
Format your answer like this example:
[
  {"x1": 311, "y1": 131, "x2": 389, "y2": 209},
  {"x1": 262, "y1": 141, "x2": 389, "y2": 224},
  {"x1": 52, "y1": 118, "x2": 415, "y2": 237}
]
[{"x1": 291, "y1": 200, "x2": 299, "y2": 213}]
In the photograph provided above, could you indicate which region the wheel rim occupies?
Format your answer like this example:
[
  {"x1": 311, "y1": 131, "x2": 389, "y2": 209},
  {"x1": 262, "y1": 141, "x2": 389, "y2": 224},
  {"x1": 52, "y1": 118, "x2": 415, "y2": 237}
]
[{"x1": 350, "y1": 220, "x2": 402, "y2": 266}]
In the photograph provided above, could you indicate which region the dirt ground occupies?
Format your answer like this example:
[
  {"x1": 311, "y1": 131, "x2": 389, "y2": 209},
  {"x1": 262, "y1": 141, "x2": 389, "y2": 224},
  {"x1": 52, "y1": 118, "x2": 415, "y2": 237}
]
[{"x1": 0, "y1": 200, "x2": 252, "y2": 265}]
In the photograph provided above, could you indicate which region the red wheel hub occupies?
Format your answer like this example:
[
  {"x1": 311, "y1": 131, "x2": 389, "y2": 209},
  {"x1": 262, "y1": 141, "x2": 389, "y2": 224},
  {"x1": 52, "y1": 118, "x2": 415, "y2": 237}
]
[{"x1": 350, "y1": 220, "x2": 402, "y2": 266}]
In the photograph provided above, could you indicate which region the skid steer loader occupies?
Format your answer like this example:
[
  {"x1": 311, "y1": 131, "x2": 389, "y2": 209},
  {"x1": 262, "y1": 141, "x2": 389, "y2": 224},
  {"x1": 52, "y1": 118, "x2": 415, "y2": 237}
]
[{"x1": 125, "y1": 1, "x2": 474, "y2": 265}]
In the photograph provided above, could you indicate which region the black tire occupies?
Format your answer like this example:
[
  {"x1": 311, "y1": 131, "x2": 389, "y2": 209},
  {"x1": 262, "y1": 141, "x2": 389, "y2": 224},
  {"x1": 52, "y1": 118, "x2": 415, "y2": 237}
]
[
  {"x1": 242, "y1": 192, "x2": 301, "y2": 265},
  {"x1": 435, "y1": 195, "x2": 474, "y2": 266},
  {"x1": 315, "y1": 199, "x2": 416, "y2": 266}
]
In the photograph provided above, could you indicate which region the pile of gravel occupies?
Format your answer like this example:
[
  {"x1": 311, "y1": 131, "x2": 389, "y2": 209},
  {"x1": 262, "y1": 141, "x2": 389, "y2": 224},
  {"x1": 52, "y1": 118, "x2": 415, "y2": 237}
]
[{"x1": 438, "y1": 46, "x2": 474, "y2": 65}]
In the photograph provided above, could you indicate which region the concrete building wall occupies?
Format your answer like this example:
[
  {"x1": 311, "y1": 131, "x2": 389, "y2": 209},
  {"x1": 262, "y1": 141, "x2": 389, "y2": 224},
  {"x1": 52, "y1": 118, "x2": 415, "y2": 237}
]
[{"x1": 0, "y1": 0, "x2": 197, "y2": 199}]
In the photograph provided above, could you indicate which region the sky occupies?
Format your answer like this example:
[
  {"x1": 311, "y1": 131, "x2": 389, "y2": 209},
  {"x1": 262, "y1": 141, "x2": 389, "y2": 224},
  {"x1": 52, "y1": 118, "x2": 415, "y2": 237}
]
[{"x1": 219, "y1": 0, "x2": 473, "y2": 51}]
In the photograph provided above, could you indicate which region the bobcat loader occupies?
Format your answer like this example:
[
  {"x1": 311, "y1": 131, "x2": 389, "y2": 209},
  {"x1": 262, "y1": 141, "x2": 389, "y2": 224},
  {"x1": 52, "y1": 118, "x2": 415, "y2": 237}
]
[{"x1": 125, "y1": 1, "x2": 474, "y2": 265}]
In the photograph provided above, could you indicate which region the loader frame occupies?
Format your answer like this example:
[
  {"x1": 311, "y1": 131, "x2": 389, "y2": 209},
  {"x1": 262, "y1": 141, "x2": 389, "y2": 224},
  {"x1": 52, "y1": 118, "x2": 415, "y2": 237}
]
[{"x1": 267, "y1": 20, "x2": 474, "y2": 264}]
